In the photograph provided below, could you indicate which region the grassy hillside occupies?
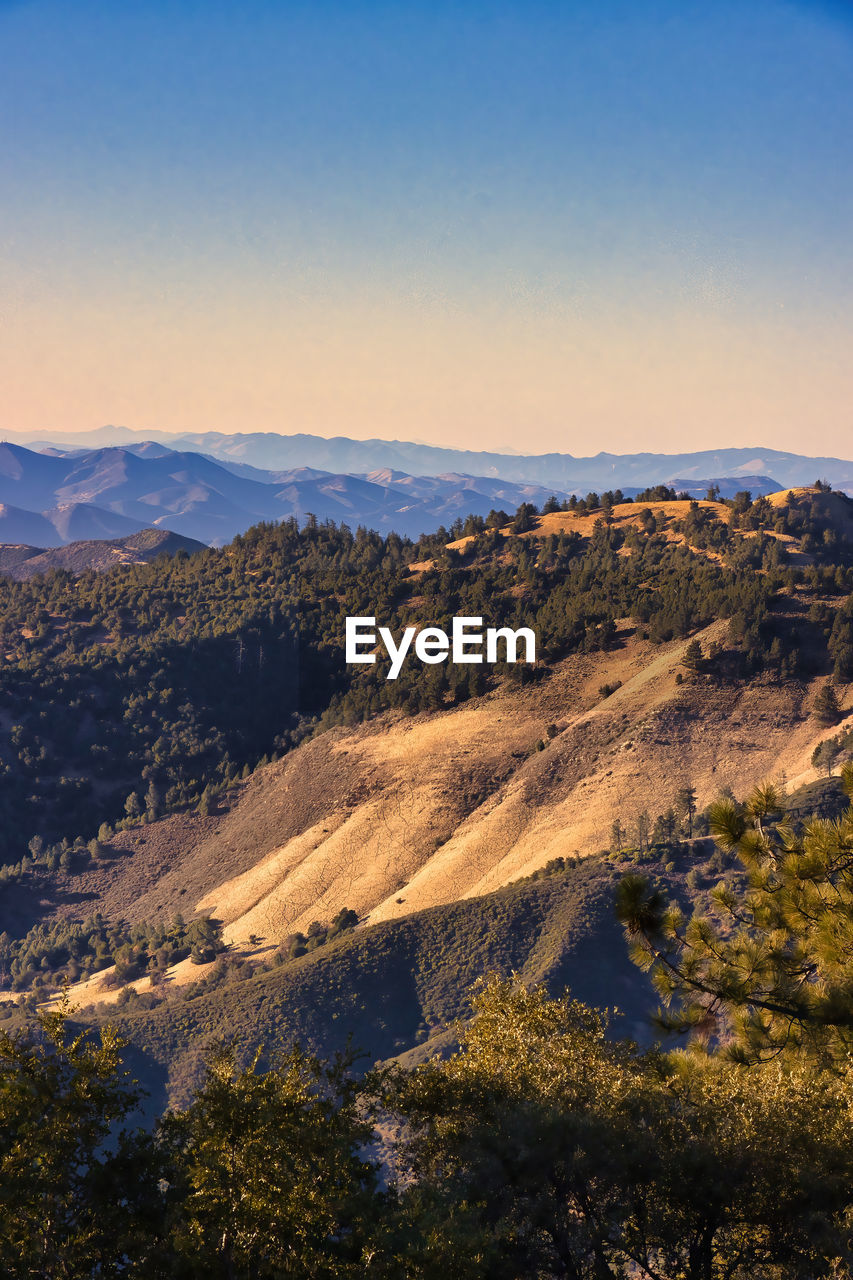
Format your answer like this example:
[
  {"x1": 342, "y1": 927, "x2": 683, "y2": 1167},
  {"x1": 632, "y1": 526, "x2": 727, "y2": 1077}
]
[
  {"x1": 5, "y1": 612, "x2": 849, "y2": 968},
  {"x1": 89, "y1": 779, "x2": 844, "y2": 1110},
  {"x1": 97, "y1": 853, "x2": 661, "y2": 1108}
]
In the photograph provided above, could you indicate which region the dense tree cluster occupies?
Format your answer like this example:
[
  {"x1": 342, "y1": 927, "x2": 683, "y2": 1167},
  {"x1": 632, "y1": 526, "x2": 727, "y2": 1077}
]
[
  {"x1": 2, "y1": 969, "x2": 853, "y2": 1278},
  {"x1": 730, "y1": 486, "x2": 853, "y2": 567},
  {"x1": 829, "y1": 594, "x2": 853, "y2": 677},
  {"x1": 0, "y1": 913, "x2": 223, "y2": 995}
]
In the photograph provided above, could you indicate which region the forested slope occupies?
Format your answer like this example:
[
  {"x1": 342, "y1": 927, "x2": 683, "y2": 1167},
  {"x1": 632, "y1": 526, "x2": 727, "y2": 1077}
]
[{"x1": 0, "y1": 485, "x2": 850, "y2": 867}]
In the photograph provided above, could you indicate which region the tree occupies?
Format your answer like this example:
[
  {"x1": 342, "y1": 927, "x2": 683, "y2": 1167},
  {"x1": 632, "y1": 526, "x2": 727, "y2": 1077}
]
[
  {"x1": 511, "y1": 502, "x2": 538, "y2": 533},
  {"x1": 812, "y1": 738, "x2": 841, "y2": 778},
  {"x1": 145, "y1": 779, "x2": 163, "y2": 821},
  {"x1": 683, "y1": 640, "x2": 703, "y2": 674},
  {"x1": 663, "y1": 808, "x2": 677, "y2": 843},
  {"x1": 617, "y1": 768, "x2": 853, "y2": 1067},
  {"x1": 196, "y1": 784, "x2": 214, "y2": 817},
  {"x1": 387, "y1": 977, "x2": 853, "y2": 1280},
  {"x1": 0, "y1": 995, "x2": 161, "y2": 1275},
  {"x1": 124, "y1": 790, "x2": 142, "y2": 821},
  {"x1": 634, "y1": 810, "x2": 651, "y2": 851},
  {"x1": 813, "y1": 682, "x2": 841, "y2": 726},
  {"x1": 675, "y1": 785, "x2": 697, "y2": 837},
  {"x1": 610, "y1": 818, "x2": 626, "y2": 855},
  {"x1": 160, "y1": 1043, "x2": 383, "y2": 1277}
]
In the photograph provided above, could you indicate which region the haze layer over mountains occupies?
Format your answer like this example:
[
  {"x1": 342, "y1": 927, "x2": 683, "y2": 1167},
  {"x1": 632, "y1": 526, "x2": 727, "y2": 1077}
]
[{"x1": 1, "y1": 429, "x2": 852, "y2": 547}]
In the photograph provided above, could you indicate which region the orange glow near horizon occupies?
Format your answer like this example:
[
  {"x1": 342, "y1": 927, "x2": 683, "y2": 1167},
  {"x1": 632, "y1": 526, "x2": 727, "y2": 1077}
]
[
  {"x1": 3, "y1": 1, "x2": 853, "y2": 457},
  {"x1": 4, "y1": 284, "x2": 852, "y2": 455}
]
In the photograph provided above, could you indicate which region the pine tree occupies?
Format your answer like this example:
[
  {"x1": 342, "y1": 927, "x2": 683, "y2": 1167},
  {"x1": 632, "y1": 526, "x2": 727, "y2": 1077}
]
[
  {"x1": 196, "y1": 784, "x2": 213, "y2": 817},
  {"x1": 634, "y1": 810, "x2": 651, "y2": 851},
  {"x1": 683, "y1": 639, "x2": 703, "y2": 673},
  {"x1": 124, "y1": 791, "x2": 142, "y2": 821},
  {"x1": 813, "y1": 681, "x2": 841, "y2": 726},
  {"x1": 617, "y1": 767, "x2": 853, "y2": 1066},
  {"x1": 675, "y1": 785, "x2": 697, "y2": 836},
  {"x1": 144, "y1": 779, "x2": 162, "y2": 820}
]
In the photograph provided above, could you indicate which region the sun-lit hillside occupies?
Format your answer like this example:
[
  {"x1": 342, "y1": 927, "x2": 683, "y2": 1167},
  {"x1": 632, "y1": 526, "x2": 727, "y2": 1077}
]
[
  {"x1": 24, "y1": 615, "x2": 847, "y2": 1019},
  {"x1": 2, "y1": 484, "x2": 852, "y2": 1024},
  {"x1": 196, "y1": 628, "x2": 851, "y2": 943}
]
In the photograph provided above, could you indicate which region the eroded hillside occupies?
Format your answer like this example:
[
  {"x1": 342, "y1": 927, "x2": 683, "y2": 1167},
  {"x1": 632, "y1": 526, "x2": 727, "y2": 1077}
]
[
  {"x1": 31, "y1": 620, "x2": 850, "y2": 993},
  {"x1": 180, "y1": 629, "x2": 853, "y2": 943}
]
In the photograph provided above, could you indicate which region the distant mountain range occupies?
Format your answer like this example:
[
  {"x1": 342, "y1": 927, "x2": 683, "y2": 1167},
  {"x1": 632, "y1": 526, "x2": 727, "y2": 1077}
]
[
  {"x1": 0, "y1": 441, "x2": 575, "y2": 546},
  {"x1": 0, "y1": 430, "x2": 844, "y2": 548},
  {"x1": 8, "y1": 425, "x2": 853, "y2": 493}
]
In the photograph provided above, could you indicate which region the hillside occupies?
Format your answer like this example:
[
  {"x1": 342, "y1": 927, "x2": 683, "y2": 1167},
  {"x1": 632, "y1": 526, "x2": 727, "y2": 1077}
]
[
  {"x1": 0, "y1": 529, "x2": 206, "y2": 580},
  {"x1": 5, "y1": 486, "x2": 833, "y2": 862},
  {"x1": 28, "y1": 770, "x2": 853, "y2": 1109},
  {"x1": 101, "y1": 854, "x2": 660, "y2": 1107},
  {"x1": 0, "y1": 485, "x2": 850, "y2": 895},
  {"x1": 5, "y1": 613, "x2": 850, "y2": 1052},
  {"x1": 196, "y1": 626, "x2": 842, "y2": 942},
  {"x1": 0, "y1": 484, "x2": 852, "y2": 1101},
  {"x1": 19, "y1": 618, "x2": 848, "y2": 954}
]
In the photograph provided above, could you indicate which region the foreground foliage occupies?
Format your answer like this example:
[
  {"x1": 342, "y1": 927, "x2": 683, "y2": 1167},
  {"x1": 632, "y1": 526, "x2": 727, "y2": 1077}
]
[
  {"x1": 0, "y1": 996, "x2": 155, "y2": 1276},
  {"x1": 2, "y1": 979, "x2": 852, "y2": 1278},
  {"x1": 617, "y1": 762, "x2": 853, "y2": 1066},
  {"x1": 387, "y1": 979, "x2": 853, "y2": 1279}
]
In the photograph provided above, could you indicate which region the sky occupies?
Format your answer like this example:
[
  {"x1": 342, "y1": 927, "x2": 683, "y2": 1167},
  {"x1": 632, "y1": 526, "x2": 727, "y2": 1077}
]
[{"x1": 2, "y1": 0, "x2": 852, "y2": 457}]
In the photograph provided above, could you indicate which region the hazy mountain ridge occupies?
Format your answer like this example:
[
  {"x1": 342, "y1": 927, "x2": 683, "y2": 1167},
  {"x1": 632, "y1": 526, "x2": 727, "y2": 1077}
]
[
  {"x1": 0, "y1": 440, "x2": 575, "y2": 545},
  {"x1": 0, "y1": 435, "x2": 797, "y2": 550},
  {"x1": 10, "y1": 425, "x2": 853, "y2": 492}
]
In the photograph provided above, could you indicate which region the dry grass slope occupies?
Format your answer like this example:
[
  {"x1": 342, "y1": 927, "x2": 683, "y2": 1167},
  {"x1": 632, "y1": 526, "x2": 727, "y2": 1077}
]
[{"x1": 55, "y1": 620, "x2": 850, "y2": 987}]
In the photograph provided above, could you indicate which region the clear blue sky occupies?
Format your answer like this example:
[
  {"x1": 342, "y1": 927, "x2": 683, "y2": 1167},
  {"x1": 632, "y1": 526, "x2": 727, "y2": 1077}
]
[{"x1": 2, "y1": 0, "x2": 852, "y2": 454}]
